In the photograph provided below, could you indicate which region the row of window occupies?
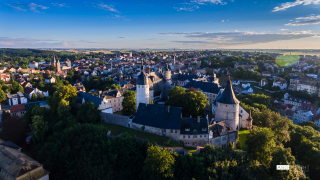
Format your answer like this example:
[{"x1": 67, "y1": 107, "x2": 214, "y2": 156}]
[{"x1": 182, "y1": 135, "x2": 207, "y2": 139}]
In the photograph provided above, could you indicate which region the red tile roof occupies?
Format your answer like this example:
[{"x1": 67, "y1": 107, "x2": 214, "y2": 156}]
[{"x1": 10, "y1": 104, "x2": 25, "y2": 113}]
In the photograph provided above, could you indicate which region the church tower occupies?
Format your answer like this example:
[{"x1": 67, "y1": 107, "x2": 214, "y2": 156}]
[
  {"x1": 53, "y1": 55, "x2": 56, "y2": 67},
  {"x1": 56, "y1": 58, "x2": 61, "y2": 73},
  {"x1": 213, "y1": 77, "x2": 240, "y2": 130},
  {"x1": 163, "y1": 64, "x2": 171, "y2": 81},
  {"x1": 136, "y1": 64, "x2": 149, "y2": 109}
]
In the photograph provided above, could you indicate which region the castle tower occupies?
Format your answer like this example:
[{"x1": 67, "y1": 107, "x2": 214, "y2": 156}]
[
  {"x1": 246, "y1": 110, "x2": 253, "y2": 133},
  {"x1": 56, "y1": 58, "x2": 61, "y2": 73},
  {"x1": 163, "y1": 64, "x2": 171, "y2": 81},
  {"x1": 213, "y1": 77, "x2": 240, "y2": 130},
  {"x1": 136, "y1": 66, "x2": 149, "y2": 109}
]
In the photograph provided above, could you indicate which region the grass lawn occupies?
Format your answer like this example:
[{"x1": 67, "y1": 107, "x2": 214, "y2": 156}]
[
  {"x1": 252, "y1": 87, "x2": 273, "y2": 97},
  {"x1": 98, "y1": 123, "x2": 196, "y2": 151},
  {"x1": 236, "y1": 129, "x2": 250, "y2": 151}
]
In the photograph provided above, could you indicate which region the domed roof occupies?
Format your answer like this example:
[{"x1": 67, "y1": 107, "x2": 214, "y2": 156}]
[
  {"x1": 215, "y1": 78, "x2": 239, "y2": 105},
  {"x1": 137, "y1": 71, "x2": 148, "y2": 85}
]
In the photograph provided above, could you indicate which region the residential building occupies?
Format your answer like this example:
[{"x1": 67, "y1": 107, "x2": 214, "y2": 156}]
[
  {"x1": 101, "y1": 84, "x2": 135, "y2": 112},
  {"x1": 77, "y1": 92, "x2": 113, "y2": 113},
  {"x1": 0, "y1": 140, "x2": 49, "y2": 180},
  {"x1": 234, "y1": 62, "x2": 258, "y2": 70},
  {"x1": 284, "y1": 93, "x2": 311, "y2": 107},
  {"x1": 242, "y1": 83, "x2": 250, "y2": 89},
  {"x1": 45, "y1": 77, "x2": 56, "y2": 83},
  {"x1": 9, "y1": 104, "x2": 26, "y2": 117},
  {"x1": 273, "y1": 77, "x2": 288, "y2": 90},
  {"x1": 6, "y1": 92, "x2": 27, "y2": 105},
  {"x1": 297, "y1": 78, "x2": 319, "y2": 95},
  {"x1": 262, "y1": 71, "x2": 271, "y2": 77},
  {"x1": 29, "y1": 61, "x2": 39, "y2": 69},
  {"x1": 260, "y1": 78, "x2": 268, "y2": 86},
  {"x1": 289, "y1": 76, "x2": 300, "y2": 91},
  {"x1": 293, "y1": 110, "x2": 313, "y2": 125}
]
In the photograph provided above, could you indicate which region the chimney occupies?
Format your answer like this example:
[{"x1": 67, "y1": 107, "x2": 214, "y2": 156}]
[
  {"x1": 190, "y1": 115, "x2": 192, "y2": 118},
  {"x1": 168, "y1": 106, "x2": 170, "y2": 113},
  {"x1": 197, "y1": 116, "x2": 200, "y2": 123},
  {"x1": 25, "y1": 160, "x2": 28, "y2": 167}
]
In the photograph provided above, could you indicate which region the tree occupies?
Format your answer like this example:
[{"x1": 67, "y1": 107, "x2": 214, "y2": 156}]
[
  {"x1": 141, "y1": 144, "x2": 175, "y2": 179},
  {"x1": 0, "y1": 89, "x2": 6, "y2": 102},
  {"x1": 31, "y1": 93, "x2": 37, "y2": 102},
  {"x1": 111, "y1": 84, "x2": 121, "y2": 89},
  {"x1": 122, "y1": 90, "x2": 136, "y2": 115},
  {"x1": 166, "y1": 86, "x2": 209, "y2": 117},
  {"x1": 47, "y1": 84, "x2": 77, "y2": 113},
  {"x1": 0, "y1": 116, "x2": 27, "y2": 146},
  {"x1": 29, "y1": 115, "x2": 48, "y2": 143},
  {"x1": 270, "y1": 146, "x2": 306, "y2": 180},
  {"x1": 57, "y1": 99, "x2": 71, "y2": 117},
  {"x1": 299, "y1": 121, "x2": 320, "y2": 131},
  {"x1": 246, "y1": 127, "x2": 276, "y2": 168},
  {"x1": 77, "y1": 101, "x2": 101, "y2": 123}
]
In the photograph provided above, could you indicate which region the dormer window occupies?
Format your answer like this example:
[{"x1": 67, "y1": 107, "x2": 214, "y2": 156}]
[
  {"x1": 185, "y1": 128, "x2": 190, "y2": 131},
  {"x1": 202, "y1": 128, "x2": 206, "y2": 131}
]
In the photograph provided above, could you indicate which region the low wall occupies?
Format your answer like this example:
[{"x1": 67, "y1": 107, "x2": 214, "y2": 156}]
[{"x1": 100, "y1": 112, "x2": 130, "y2": 127}]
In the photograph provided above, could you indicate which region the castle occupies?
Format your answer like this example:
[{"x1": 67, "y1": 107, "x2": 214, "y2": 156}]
[{"x1": 52, "y1": 55, "x2": 61, "y2": 73}]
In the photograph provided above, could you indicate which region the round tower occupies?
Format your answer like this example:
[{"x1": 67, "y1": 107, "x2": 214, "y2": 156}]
[
  {"x1": 163, "y1": 64, "x2": 171, "y2": 81},
  {"x1": 213, "y1": 78, "x2": 240, "y2": 130},
  {"x1": 136, "y1": 68, "x2": 149, "y2": 109}
]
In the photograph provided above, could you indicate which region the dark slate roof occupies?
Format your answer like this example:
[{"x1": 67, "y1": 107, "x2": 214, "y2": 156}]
[
  {"x1": 24, "y1": 87, "x2": 34, "y2": 94},
  {"x1": 77, "y1": 92, "x2": 102, "y2": 107},
  {"x1": 163, "y1": 65, "x2": 171, "y2": 71},
  {"x1": 137, "y1": 71, "x2": 148, "y2": 85},
  {"x1": 215, "y1": 79, "x2": 239, "y2": 104},
  {"x1": 285, "y1": 95, "x2": 311, "y2": 104},
  {"x1": 209, "y1": 122, "x2": 237, "y2": 138},
  {"x1": 133, "y1": 103, "x2": 182, "y2": 129},
  {"x1": 180, "y1": 117, "x2": 208, "y2": 135},
  {"x1": 185, "y1": 80, "x2": 220, "y2": 94},
  {"x1": 0, "y1": 141, "x2": 21, "y2": 149},
  {"x1": 176, "y1": 73, "x2": 198, "y2": 81}
]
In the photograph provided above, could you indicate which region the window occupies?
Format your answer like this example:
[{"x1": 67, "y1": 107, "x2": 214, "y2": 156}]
[
  {"x1": 188, "y1": 136, "x2": 190, "y2": 139},
  {"x1": 215, "y1": 139, "x2": 219, "y2": 143},
  {"x1": 200, "y1": 135, "x2": 202, "y2": 138},
  {"x1": 230, "y1": 135, "x2": 233, "y2": 138},
  {"x1": 164, "y1": 129, "x2": 166, "y2": 133},
  {"x1": 193, "y1": 135, "x2": 197, "y2": 138},
  {"x1": 199, "y1": 142, "x2": 201, "y2": 145},
  {"x1": 170, "y1": 129, "x2": 173, "y2": 133},
  {"x1": 202, "y1": 128, "x2": 206, "y2": 131},
  {"x1": 183, "y1": 135, "x2": 185, "y2": 138},
  {"x1": 204, "y1": 135, "x2": 206, "y2": 137},
  {"x1": 226, "y1": 105, "x2": 227, "y2": 107},
  {"x1": 175, "y1": 130, "x2": 177, "y2": 133},
  {"x1": 185, "y1": 128, "x2": 190, "y2": 131},
  {"x1": 241, "y1": 110, "x2": 243, "y2": 113},
  {"x1": 222, "y1": 137, "x2": 226, "y2": 141}
]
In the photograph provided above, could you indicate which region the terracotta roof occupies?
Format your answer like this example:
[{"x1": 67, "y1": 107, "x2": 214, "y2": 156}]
[{"x1": 10, "y1": 104, "x2": 25, "y2": 113}]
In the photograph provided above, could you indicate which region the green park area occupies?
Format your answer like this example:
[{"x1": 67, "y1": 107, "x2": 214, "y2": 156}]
[
  {"x1": 236, "y1": 129, "x2": 250, "y2": 151},
  {"x1": 98, "y1": 123, "x2": 197, "y2": 151}
]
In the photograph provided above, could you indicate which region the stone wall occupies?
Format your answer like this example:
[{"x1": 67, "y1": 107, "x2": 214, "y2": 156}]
[{"x1": 100, "y1": 112, "x2": 131, "y2": 128}]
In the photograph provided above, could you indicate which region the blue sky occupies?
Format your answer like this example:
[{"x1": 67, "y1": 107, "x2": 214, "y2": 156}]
[{"x1": 1, "y1": 0, "x2": 320, "y2": 49}]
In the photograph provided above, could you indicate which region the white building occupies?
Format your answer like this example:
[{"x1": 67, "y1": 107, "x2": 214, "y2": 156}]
[
  {"x1": 293, "y1": 110, "x2": 313, "y2": 125},
  {"x1": 242, "y1": 83, "x2": 250, "y2": 89},
  {"x1": 6, "y1": 92, "x2": 27, "y2": 105},
  {"x1": 273, "y1": 77, "x2": 288, "y2": 90},
  {"x1": 136, "y1": 69, "x2": 150, "y2": 109}
]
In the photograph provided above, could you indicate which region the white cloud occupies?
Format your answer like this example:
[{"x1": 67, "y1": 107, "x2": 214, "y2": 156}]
[
  {"x1": 222, "y1": 20, "x2": 225, "y2": 22},
  {"x1": 97, "y1": 4, "x2": 118, "y2": 12},
  {"x1": 117, "y1": 37, "x2": 128, "y2": 39},
  {"x1": 286, "y1": 15, "x2": 320, "y2": 25},
  {"x1": 280, "y1": 29, "x2": 289, "y2": 31},
  {"x1": 52, "y1": 3, "x2": 66, "y2": 7},
  {"x1": 191, "y1": 0, "x2": 226, "y2": 5},
  {"x1": 159, "y1": 31, "x2": 319, "y2": 46},
  {"x1": 28, "y1": 3, "x2": 49, "y2": 12},
  {"x1": 5, "y1": 3, "x2": 27, "y2": 11},
  {"x1": 175, "y1": 0, "x2": 227, "y2": 11},
  {"x1": 273, "y1": 0, "x2": 320, "y2": 12}
]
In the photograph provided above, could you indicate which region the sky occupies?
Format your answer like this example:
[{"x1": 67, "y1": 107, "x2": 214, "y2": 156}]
[{"x1": 1, "y1": 0, "x2": 320, "y2": 49}]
